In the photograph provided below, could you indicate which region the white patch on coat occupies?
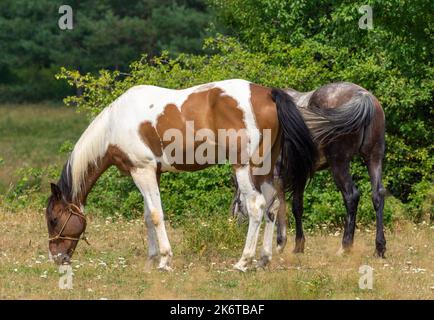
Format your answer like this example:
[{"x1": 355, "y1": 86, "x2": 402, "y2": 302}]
[
  {"x1": 214, "y1": 79, "x2": 261, "y2": 158},
  {"x1": 69, "y1": 79, "x2": 261, "y2": 194}
]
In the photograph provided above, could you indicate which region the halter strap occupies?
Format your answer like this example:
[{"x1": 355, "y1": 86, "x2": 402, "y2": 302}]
[{"x1": 48, "y1": 203, "x2": 89, "y2": 244}]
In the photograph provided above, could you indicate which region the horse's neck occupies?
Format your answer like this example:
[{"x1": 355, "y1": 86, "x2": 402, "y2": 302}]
[{"x1": 75, "y1": 157, "x2": 111, "y2": 206}]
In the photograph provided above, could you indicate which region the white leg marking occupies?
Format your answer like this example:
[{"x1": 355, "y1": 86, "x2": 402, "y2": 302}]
[
  {"x1": 143, "y1": 203, "x2": 159, "y2": 270},
  {"x1": 233, "y1": 166, "x2": 266, "y2": 272},
  {"x1": 131, "y1": 167, "x2": 173, "y2": 271}
]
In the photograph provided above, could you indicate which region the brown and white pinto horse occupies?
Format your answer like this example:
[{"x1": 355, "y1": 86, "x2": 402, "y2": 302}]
[
  {"x1": 232, "y1": 82, "x2": 387, "y2": 258},
  {"x1": 46, "y1": 79, "x2": 317, "y2": 271}
]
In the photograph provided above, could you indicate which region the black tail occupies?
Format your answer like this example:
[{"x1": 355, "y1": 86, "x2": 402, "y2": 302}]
[
  {"x1": 272, "y1": 88, "x2": 317, "y2": 194},
  {"x1": 307, "y1": 91, "x2": 375, "y2": 145}
]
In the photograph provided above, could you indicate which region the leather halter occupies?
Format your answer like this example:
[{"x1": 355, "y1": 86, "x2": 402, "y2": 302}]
[{"x1": 48, "y1": 203, "x2": 89, "y2": 244}]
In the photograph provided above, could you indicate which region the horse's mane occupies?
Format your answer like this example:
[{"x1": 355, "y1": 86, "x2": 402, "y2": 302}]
[
  {"x1": 67, "y1": 107, "x2": 112, "y2": 200},
  {"x1": 57, "y1": 161, "x2": 73, "y2": 201}
]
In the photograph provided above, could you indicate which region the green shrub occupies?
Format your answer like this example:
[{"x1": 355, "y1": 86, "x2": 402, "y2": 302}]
[
  {"x1": 5, "y1": 0, "x2": 432, "y2": 228},
  {"x1": 55, "y1": 33, "x2": 432, "y2": 225},
  {"x1": 2, "y1": 166, "x2": 58, "y2": 211}
]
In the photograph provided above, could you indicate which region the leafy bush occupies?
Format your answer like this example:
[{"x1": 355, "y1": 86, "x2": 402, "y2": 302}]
[
  {"x1": 55, "y1": 30, "x2": 432, "y2": 225},
  {"x1": 5, "y1": 1, "x2": 431, "y2": 229},
  {"x1": 2, "y1": 166, "x2": 58, "y2": 211},
  {"x1": 211, "y1": 0, "x2": 433, "y2": 214}
]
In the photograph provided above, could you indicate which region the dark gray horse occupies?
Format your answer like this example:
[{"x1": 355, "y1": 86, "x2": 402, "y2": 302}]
[{"x1": 232, "y1": 82, "x2": 386, "y2": 258}]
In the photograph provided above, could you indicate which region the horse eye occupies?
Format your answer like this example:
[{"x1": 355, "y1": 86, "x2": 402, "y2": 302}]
[{"x1": 50, "y1": 217, "x2": 58, "y2": 226}]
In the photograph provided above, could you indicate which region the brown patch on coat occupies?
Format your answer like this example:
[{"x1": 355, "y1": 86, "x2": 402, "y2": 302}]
[
  {"x1": 74, "y1": 144, "x2": 134, "y2": 205},
  {"x1": 107, "y1": 144, "x2": 135, "y2": 174},
  {"x1": 249, "y1": 83, "x2": 280, "y2": 176},
  {"x1": 139, "y1": 88, "x2": 248, "y2": 171},
  {"x1": 204, "y1": 88, "x2": 247, "y2": 165},
  {"x1": 77, "y1": 161, "x2": 110, "y2": 204},
  {"x1": 139, "y1": 122, "x2": 163, "y2": 157}
]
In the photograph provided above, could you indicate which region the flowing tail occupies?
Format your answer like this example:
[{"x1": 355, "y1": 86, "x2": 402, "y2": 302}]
[
  {"x1": 304, "y1": 91, "x2": 376, "y2": 146},
  {"x1": 272, "y1": 88, "x2": 317, "y2": 194}
]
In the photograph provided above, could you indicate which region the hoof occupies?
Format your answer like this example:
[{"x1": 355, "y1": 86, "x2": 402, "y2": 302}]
[
  {"x1": 256, "y1": 256, "x2": 271, "y2": 269},
  {"x1": 375, "y1": 242, "x2": 386, "y2": 258},
  {"x1": 233, "y1": 264, "x2": 247, "y2": 272},
  {"x1": 233, "y1": 260, "x2": 249, "y2": 272},
  {"x1": 157, "y1": 265, "x2": 173, "y2": 272},
  {"x1": 336, "y1": 246, "x2": 348, "y2": 256},
  {"x1": 234, "y1": 256, "x2": 253, "y2": 272},
  {"x1": 292, "y1": 246, "x2": 304, "y2": 254},
  {"x1": 293, "y1": 237, "x2": 305, "y2": 254},
  {"x1": 144, "y1": 256, "x2": 158, "y2": 272},
  {"x1": 276, "y1": 236, "x2": 287, "y2": 254},
  {"x1": 374, "y1": 249, "x2": 386, "y2": 259}
]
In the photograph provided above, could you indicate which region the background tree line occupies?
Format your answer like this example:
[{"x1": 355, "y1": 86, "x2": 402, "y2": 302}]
[
  {"x1": 0, "y1": 0, "x2": 214, "y2": 101},
  {"x1": 1, "y1": 0, "x2": 432, "y2": 226}
]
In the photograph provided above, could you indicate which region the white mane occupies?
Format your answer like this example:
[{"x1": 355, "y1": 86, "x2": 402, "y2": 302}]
[{"x1": 69, "y1": 107, "x2": 111, "y2": 199}]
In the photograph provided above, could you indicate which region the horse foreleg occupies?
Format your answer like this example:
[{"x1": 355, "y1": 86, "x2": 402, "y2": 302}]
[
  {"x1": 143, "y1": 203, "x2": 159, "y2": 269},
  {"x1": 131, "y1": 167, "x2": 173, "y2": 271}
]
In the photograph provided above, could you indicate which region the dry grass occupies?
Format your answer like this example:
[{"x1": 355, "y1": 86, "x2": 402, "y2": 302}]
[{"x1": 0, "y1": 208, "x2": 432, "y2": 300}]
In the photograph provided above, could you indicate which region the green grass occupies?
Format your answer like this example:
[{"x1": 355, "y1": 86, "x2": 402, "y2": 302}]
[{"x1": 0, "y1": 103, "x2": 87, "y2": 193}]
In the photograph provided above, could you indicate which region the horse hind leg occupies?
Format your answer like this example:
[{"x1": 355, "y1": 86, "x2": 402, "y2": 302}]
[
  {"x1": 233, "y1": 166, "x2": 266, "y2": 272},
  {"x1": 329, "y1": 156, "x2": 360, "y2": 255},
  {"x1": 364, "y1": 152, "x2": 386, "y2": 258},
  {"x1": 257, "y1": 180, "x2": 280, "y2": 268},
  {"x1": 292, "y1": 183, "x2": 306, "y2": 253},
  {"x1": 230, "y1": 174, "x2": 248, "y2": 222},
  {"x1": 275, "y1": 182, "x2": 287, "y2": 254}
]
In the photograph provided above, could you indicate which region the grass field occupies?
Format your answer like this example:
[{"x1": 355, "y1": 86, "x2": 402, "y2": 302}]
[
  {"x1": 0, "y1": 208, "x2": 433, "y2": 299},
  {"x1": 0, "y1": 103, "x2": 86, "y2": 193},
  {"x1": 0, "y1": 104, "x2": 432, "y2": 300}
]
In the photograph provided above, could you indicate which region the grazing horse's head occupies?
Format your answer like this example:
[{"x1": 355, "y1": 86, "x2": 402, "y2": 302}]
[{"x1": 45, "y1": 183, "x2": 86, "y2": 264}]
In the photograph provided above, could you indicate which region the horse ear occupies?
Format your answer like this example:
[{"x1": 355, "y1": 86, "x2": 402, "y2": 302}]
[{"x1": 50, "y1": 183, "x2": 62, "y2": 200}]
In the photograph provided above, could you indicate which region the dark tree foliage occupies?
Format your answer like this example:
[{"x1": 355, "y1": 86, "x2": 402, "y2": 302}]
[{"x1": 0, "y1": 0, "x2": 214, "y2": 101}]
